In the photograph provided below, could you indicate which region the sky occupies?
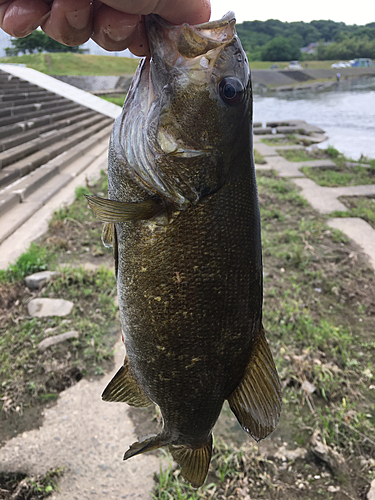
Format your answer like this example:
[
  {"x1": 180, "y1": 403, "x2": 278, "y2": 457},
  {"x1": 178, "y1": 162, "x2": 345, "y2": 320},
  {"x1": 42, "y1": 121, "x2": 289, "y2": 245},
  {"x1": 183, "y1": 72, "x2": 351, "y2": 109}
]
[{"x1": 209, "y1": 0, "x2": 374, "y2": 26}]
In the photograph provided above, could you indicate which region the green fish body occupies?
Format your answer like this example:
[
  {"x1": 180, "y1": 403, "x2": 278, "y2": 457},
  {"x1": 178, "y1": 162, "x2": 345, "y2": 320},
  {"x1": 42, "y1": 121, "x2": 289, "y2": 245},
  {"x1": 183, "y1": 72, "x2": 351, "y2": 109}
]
[{"x1": 87, "y1": 12, "x2": 281, "y2": 487}]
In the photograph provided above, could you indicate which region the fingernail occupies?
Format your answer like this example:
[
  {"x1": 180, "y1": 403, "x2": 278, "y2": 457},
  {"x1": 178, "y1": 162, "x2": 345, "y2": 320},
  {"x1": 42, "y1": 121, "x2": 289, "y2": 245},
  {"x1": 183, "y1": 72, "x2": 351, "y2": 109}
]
[{"x1": 66, "y1": 5, "x2": 91, "y2": 30}]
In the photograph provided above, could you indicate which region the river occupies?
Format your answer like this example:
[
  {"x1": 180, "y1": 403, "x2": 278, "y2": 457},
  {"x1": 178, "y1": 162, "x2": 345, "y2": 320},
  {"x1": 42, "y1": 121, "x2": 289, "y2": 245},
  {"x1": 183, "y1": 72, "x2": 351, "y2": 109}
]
[{"x1": 253, "y1": 78, "x2": 375, "y2": 160}]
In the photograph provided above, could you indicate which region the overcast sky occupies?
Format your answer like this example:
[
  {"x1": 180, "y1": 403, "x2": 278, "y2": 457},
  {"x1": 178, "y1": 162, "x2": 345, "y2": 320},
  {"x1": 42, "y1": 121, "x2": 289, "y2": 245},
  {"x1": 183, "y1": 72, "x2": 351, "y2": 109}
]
[{"x1": 209, "y1": 0, "x2": 374, "y2": 26}]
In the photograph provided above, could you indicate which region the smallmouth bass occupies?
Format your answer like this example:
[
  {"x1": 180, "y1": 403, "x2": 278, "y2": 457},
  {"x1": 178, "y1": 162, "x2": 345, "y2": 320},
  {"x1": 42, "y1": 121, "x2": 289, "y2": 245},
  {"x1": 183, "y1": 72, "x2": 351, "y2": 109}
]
[{"x1": 87, "y1": 12, "x2": 282, "y2": 487}]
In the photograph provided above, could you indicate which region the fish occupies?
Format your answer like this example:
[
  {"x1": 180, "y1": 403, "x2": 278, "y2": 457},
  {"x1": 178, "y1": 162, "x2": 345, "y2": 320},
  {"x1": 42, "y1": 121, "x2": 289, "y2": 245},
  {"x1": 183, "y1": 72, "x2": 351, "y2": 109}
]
[{"x1": 86, "y1": 11, "x2": 282, "y2": 488}]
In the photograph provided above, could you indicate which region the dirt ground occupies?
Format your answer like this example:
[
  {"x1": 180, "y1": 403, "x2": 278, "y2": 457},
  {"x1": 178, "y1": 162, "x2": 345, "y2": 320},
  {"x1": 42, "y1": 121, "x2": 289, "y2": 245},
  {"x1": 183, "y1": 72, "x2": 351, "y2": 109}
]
[{"x1": 0, "y1": 170, "x2": 374, "y2": 499}]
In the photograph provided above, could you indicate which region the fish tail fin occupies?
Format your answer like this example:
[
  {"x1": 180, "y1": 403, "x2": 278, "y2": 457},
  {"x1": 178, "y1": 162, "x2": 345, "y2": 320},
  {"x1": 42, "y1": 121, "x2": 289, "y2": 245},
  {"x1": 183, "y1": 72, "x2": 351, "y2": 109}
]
[
  {"x1": 123, "y1": 434, "x2": 166, "y2": 461},
  {"x1": 228, "y1": 326, "x2": 282, "y2": 442},
  {"x1": 169, "y1": 435, "x2": 213, "y2": 488}
]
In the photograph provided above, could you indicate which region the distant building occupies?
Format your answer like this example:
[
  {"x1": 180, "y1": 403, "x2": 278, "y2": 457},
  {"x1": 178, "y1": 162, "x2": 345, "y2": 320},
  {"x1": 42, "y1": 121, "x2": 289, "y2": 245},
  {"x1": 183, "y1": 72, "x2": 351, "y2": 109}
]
[{"x1": 301, "y1": 42, "x2": 317, "y2": 55}]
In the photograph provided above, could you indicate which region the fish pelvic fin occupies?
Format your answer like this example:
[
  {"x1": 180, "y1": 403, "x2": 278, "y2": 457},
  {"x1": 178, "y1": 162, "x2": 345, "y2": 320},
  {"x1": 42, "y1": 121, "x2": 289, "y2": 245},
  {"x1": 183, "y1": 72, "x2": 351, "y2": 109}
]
[
  {"x1": 228, "y1": 327, "x2": 282, "y2": 442},
  {"x1": 123, "y1": 434, "x2": 165, "y2": 460},
  {"x1": 102, "y1": 358, "x2": 153, "y2": 407},
  {"x1": 85, "y1": 195, "x2": 164, "y2": 222},
  {"x1": 101, "y1": 222, "x2": 118, "y2": 278},
  {"x1": 102, "y1": 222, "x2": 114, "y2": 248},
  {"x1": 169, "y1": 435, "x2": 213, "y2": 488}
]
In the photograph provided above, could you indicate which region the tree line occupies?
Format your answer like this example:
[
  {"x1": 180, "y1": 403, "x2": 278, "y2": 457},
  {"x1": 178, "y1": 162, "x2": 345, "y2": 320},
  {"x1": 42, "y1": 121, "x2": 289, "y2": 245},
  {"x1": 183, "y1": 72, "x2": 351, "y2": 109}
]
[
  {"x1": 5, "y1": 20, "x2": 375, "y2": 62},
  {"x1": 236, "y1": 19, "x2": 375, "y2": 61}
]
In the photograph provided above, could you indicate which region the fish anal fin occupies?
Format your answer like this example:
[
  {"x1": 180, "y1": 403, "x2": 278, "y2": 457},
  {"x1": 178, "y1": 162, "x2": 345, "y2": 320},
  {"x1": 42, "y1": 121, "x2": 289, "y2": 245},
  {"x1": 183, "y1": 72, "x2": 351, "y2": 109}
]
[
  {"x1": 102, "y1": 358, "x2": 152, "y2": 407},
  {"x1": 123, "y1": 434, "x2": 165, "y2": 460},
  {"x1": 228, "y1": 327, "x2": 282, "y2": 442},
  {"x1": 85, "y1": 195, "x2": 164, "y2": 223},
  {"x1": 169, "y1": 435, "x2": 213, "y2": 488}
]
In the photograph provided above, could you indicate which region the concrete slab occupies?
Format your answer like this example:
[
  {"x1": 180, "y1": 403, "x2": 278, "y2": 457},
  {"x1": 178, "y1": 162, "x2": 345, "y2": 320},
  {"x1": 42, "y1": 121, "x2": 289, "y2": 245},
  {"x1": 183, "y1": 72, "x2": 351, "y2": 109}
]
[
  {"x1": 0, "y1": 149, "x2": 108, "y2": 269},
  {"x1": 0, "y1": 199, "x2": 44, "y2": 244},
  {"x1": 265, "y1": 156, "x2": 306, "y2": 177},
  {"x1": 0, "y1": 341, "x2": 162, "y2": 500},
  {"x1": 327, "y1": 218, "x2": 375, "y2": 270},
  {"x1": 0, "y1": 65, "x2": 122, "y2": 120},
  {"x1": 291, "y1": 178, "x2": 347, "y2": 213},
  {"x1": 254, "y1": 143, "x2": 279, "y2": 157}
]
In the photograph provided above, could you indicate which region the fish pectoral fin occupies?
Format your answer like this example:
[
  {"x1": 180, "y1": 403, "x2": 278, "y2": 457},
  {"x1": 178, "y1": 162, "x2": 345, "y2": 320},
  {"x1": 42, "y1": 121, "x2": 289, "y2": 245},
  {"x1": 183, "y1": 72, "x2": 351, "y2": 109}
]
[
  {"x1": 85, "y1": 195, "x2": 164, "y2": 222},
  {"x1": 228, "y1": 327, "x2": 282, "y2": 442},
  {"x1": 102, "y1": 222, "x2": 114, "y2": 248},
  {"x1": 102, "y1": 359, "x2": 152, "y2": 407},
  {"x1": 123, "y1": 434, "x2": 165, "y2": 460},
  {"x1": 169, "y1": 435, "x2": 212, "y2": 488}
]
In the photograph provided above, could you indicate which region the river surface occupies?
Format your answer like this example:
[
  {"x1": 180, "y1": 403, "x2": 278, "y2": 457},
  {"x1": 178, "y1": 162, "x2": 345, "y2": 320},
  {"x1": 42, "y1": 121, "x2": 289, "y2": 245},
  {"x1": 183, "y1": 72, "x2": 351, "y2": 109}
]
[{"x1": 253, "y1": 79, "x2": 375, "y2": 160}]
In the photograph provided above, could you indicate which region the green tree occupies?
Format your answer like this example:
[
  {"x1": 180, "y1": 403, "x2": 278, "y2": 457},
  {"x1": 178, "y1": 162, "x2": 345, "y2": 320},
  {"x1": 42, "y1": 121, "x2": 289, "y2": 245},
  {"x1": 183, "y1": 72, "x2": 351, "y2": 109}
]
[
  {"x1": 6, "y1": 30, "x2": 82, "y2": 55},
  {"x1": 261, "y1": 36, "x2": 301, "y2": 61}
]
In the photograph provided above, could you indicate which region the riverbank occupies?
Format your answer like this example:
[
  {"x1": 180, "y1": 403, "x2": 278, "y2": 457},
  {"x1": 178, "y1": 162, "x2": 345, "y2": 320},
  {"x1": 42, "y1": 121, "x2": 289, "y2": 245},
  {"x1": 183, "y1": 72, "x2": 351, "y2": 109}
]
[{"x1": 252, "y1": 66, "x2": 375, "y2": 92}]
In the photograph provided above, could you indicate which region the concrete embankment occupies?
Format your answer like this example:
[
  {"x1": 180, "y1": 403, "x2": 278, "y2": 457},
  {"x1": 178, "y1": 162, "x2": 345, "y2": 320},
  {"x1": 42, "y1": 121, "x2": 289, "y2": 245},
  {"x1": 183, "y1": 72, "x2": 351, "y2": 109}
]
[{"x1": 251, "y1": 66, "x2": 375, "y2": 92}]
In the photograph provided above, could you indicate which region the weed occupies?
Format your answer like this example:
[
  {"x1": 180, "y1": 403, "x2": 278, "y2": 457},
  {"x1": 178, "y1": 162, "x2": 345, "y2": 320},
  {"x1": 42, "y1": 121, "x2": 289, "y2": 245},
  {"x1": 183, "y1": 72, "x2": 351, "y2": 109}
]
[
  {"x1": 0, "y1": 243, "x2": 50, "y2": 282},
  {"x1": 326, "y1": 145, "x2": 340, "y2": 158},
  {"x1": 301, "y1": 165, "x2": 375, "y2": 187},
  {"x1": 278, "y1": 149, "x2": 313, "y2": 162}
]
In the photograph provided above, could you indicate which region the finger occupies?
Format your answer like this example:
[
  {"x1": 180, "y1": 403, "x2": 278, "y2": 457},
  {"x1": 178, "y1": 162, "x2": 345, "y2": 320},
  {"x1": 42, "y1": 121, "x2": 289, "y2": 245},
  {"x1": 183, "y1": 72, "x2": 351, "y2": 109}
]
[
  {"x1": 0, "y1": 0, "x2": 51, "y2": 37},
  {"x1": 41, "y1": 0, "x2": 93, "y2": 47},
  {"x1": 127, "y1": 17, "x2": 150, "y2": 57},
  {"x1": 91, "y1": 4, "x2": 139, "y2": 52},
  {"x1": 100, "y1": 0, "x2": 211, "y2": 25}
]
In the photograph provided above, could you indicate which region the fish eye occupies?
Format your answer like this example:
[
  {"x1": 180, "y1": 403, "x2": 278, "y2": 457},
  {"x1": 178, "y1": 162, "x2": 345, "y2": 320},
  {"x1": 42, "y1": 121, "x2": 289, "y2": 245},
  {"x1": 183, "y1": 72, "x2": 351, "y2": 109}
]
[{"x1": 218, "y1": 77, "x2": 244, "y2": 106}]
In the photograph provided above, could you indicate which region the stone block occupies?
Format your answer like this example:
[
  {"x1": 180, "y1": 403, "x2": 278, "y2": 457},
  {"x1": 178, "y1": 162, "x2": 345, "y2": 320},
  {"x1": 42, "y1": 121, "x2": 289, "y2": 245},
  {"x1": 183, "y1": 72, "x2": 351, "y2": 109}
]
[
  {"x1": 28, "y1": 298, "x2": 74, "y2": 317},
  {"x1": 24, "y1": 270, "x2": 58, "y2": 289}
]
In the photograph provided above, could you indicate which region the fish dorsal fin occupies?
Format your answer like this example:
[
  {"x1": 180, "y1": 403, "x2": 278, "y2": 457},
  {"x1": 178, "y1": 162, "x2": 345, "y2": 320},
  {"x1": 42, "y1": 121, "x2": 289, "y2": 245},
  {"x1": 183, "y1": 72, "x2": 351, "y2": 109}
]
[
  {"x1": 102, "y1": 358, "x2": 152, "y2": 407},
  {"x1": 85, "y1": 195, "x2": 164, "y2": 222},
  {"x1": 169, "y1": 435, "x2": 213, "y2": 488},
  {"x1": 102, "y1": 222, "x2": 114, "y2": 248},
  {"x1": 228, "y1": 328, "x2": 282, "y2": 441}
]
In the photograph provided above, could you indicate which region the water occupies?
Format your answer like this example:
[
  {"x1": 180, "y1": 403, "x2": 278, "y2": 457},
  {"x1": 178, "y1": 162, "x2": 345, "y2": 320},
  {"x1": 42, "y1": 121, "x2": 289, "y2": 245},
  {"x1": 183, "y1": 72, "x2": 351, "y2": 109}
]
[{"x1": 253, "y1": 79, "x2": 375, "y2": 160}]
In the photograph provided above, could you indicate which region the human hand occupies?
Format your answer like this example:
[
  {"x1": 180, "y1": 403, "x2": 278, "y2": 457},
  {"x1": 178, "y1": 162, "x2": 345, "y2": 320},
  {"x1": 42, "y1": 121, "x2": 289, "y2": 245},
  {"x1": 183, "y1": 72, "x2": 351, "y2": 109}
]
[{"x1": 0, "y1": 0, "x2": 211, "y2": 56}]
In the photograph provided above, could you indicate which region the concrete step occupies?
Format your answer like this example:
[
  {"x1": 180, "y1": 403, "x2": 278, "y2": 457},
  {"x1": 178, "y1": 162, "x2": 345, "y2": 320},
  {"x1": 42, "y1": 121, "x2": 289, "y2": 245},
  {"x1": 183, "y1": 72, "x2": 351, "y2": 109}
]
[
  {"x1": 0, "y1": 90, "x2": 54, "y2": 103},
  {"x1": 0, "y1": 93, "x2": 64, "y2": 109},
  {"x1": 0, "y1": 82, "x2": 40, "y2": 92},
  {"x1": 0, "y1": 97, "x2": 67, "y2": 118},
  {"x1": 0, "y1": 114, "x2": 110, "y2": 169},
  {"x1": 0, "y1": 124, "x2": 112, "y2": 243},
  {"x1": 0, "y1": 109, "x2": 96, "y2": 152},
  {"x1": 0, "y1": 101, "x2": 82, "y2": 127},
  {"x1": 0, "y1": 118, "x2": 112, "y2": 190},
  {"x1": 0, "y1": 105, "x2": 88, "y2": 140}
]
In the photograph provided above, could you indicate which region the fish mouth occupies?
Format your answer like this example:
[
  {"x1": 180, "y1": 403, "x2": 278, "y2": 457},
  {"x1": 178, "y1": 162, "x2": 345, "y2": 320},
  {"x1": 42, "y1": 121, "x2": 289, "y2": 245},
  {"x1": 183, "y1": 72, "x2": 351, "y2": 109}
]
[
  {"x1": 146, "y1": 12, "x2": 236, "y2": 60},
  {"x1": 116, "y1": 13, "x2": 239, "y2": 207}
]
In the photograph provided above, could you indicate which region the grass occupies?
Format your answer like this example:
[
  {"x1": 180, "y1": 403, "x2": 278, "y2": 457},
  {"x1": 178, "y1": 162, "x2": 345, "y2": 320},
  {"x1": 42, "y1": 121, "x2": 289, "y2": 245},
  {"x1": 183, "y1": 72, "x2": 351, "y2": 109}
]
[
  {"x1": 334, "y1": 196, "x2": 375, "y2": 229},
  {"x1": 278, "y1": 148, "x2": 314, "y2": 162},
  {"x1": 300, "y1": 147, "x2": 375, "y2": 187},
  {"x1": 0, "y1": 172, "x2": 118, "y2": 441},
  {"x1": 101, "y1": 93, "x2": 127, "y2": 106},
  {"x1": 0, "y1": 242, "x2": 49, "y2": 282},
  {"x1": 261, "y1": 134, "x2": 301, "y2": 147},
  {"x1": 302, "y1": 164, "x2": 375, "y2": 187},
  {"x1": 0, "y1": 468, "x2": 64, "y2": 498},
  {"x1": 0, "y1": 52, "x2": 139, "y2": 75}
]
